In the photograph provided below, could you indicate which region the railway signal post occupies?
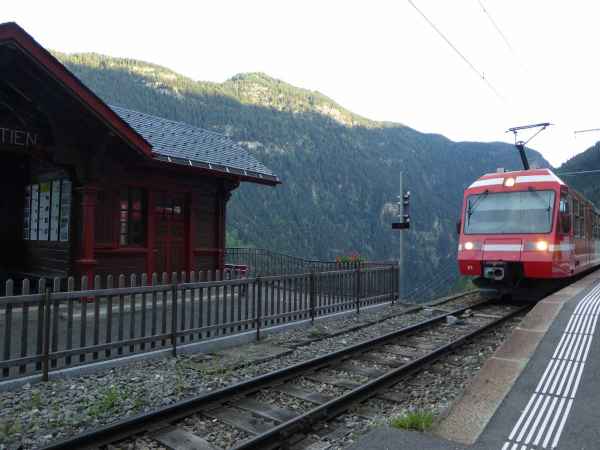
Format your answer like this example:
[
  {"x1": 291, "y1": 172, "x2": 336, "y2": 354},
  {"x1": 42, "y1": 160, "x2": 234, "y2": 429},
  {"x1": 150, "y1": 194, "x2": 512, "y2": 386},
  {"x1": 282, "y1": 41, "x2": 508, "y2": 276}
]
[{"x1": 392, "y1": 172, "x2": 410, "y2": 301}]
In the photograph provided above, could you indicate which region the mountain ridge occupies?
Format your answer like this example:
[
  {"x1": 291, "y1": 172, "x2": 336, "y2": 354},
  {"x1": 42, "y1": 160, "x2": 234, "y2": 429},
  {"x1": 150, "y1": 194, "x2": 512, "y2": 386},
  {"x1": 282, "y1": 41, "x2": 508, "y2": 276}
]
[
  {"x1": 558, "y1": 142, "x2": 600, "y2": 206},
  {"x1": 54, "y1": 51, "x2": 551, "y2": 298}
]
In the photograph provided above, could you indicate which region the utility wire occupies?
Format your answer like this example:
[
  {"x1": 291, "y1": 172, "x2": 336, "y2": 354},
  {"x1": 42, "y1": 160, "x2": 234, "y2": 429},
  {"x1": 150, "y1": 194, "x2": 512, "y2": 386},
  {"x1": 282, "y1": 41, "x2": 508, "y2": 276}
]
[
  {"x1": 574, "y1": 128, "x2": 600, "y2": 136},
  {"x1": 407, "y1": 0, "x2": 505, "y2": 102},
  {"x1": 557, "y1": 169, "x2": 600, "y2": 176},
  {"x1": 477, "y1": 0, "x2": 515, "y2": 55}
]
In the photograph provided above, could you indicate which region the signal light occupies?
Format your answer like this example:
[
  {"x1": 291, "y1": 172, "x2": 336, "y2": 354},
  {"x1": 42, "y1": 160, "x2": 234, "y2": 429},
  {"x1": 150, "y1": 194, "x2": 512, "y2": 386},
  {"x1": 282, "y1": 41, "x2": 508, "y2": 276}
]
[
  {"x1": 392, "y1": 190, "x2": 411, "y2": 231},
  {"x1": 392, "y1": 222, "x2": 409, "y2": 229}
]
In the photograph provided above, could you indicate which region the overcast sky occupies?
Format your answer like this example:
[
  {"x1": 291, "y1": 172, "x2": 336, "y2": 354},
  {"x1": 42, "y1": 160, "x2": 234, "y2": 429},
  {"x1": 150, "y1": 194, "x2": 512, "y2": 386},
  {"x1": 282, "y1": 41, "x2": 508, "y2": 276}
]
[{"x1": 6, "y1": 1, "x2": 600, "y2": 166}]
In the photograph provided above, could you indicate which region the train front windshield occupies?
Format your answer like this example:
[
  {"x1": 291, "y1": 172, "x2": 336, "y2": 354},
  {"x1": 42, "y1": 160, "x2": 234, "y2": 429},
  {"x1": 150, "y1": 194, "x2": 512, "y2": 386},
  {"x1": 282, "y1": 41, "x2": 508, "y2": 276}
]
[{"x1": 464, "y1": 190, "x2": 555, "y2": 234}]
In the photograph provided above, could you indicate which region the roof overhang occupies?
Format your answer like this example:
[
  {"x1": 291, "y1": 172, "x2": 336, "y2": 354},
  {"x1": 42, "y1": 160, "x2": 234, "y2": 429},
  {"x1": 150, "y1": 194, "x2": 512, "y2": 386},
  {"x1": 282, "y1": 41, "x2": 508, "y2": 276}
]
[
  {"x1": 150, "y1": 154, "x2": 280, "y2": 186},
  {"x1": 0, "y1": 22, "x2": 279, "y2": 187},
  {"x1": 0, "y1": 22, "x2": 153, "y2": 158}
]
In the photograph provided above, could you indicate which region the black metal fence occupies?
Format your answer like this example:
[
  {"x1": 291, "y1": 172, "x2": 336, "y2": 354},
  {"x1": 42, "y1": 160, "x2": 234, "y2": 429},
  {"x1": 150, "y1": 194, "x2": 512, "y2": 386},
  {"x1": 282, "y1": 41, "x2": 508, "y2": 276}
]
[
  {"x1": 225, "y1": 247, "x2": 395, "y2": 276},
  {"x1": 0, "y1": 265, "x2": 398, "y2": 381}
]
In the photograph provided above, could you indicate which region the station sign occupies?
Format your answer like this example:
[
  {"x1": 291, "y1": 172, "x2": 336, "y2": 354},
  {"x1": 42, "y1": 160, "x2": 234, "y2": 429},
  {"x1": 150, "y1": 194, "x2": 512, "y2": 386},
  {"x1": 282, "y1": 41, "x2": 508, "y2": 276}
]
[{"x1": 0, "y1": 126, "x2": 40, "y2": 148}]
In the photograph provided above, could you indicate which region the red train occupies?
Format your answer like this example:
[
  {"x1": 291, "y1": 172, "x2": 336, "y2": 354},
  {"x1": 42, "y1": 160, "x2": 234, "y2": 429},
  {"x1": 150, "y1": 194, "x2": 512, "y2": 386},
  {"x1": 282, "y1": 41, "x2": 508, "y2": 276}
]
[{"x1": 457, "y1": 168, "x2": 600, "y2": 296}]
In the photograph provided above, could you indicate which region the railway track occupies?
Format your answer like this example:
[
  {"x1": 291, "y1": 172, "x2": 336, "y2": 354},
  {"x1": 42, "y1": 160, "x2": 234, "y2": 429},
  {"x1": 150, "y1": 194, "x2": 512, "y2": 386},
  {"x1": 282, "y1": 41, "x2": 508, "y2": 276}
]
[{"x1": 44, "y1": 298, "x2": 527, "y2": 450}]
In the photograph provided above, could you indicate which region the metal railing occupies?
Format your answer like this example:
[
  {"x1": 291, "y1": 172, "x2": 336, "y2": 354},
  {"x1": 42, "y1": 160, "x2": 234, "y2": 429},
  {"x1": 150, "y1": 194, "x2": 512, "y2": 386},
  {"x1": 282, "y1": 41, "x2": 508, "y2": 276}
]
[
  {"x1": 225, "y1": 247, "x2": 395, "y2": 276},
  {"x1": 0, "y1": 265, "x2": 398, "y2": 381}
]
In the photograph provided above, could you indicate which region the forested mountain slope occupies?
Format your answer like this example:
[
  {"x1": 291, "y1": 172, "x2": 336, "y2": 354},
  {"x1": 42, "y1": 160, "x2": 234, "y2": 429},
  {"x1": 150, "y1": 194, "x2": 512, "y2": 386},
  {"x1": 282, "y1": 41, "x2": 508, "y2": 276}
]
[
  {"x1": 56, "y1": 52, "x2": 550, "y2": 295},
  {"x1": 558, "y1": 142, "x2": 600, "y2": 206}
]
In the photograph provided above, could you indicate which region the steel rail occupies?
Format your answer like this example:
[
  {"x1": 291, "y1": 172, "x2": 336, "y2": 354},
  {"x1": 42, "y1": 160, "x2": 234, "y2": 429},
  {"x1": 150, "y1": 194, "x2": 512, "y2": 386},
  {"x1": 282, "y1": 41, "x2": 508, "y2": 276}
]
[
  {"x1": 42, "y1": 297, "x2": 491, "y2": 450},
  {"x1": 284, "y1": 290, "x2": 480, "y2": 349},
  {"x1": 233, "y1": 304, "x2": 529, "y2": 450}
]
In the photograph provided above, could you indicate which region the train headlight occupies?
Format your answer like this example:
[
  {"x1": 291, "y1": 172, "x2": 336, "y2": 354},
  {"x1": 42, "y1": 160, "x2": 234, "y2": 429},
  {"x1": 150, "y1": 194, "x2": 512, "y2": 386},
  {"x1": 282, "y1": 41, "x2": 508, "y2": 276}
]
[
  {"x1": 464, "y1": 241, "x2": 475, "y2": 250},
  {"x1": 504, "y1": 177, "x2": 516, "y2": 187},
  {"x1": 536, "y1": 241, "x2": 549, "y2": 251}
]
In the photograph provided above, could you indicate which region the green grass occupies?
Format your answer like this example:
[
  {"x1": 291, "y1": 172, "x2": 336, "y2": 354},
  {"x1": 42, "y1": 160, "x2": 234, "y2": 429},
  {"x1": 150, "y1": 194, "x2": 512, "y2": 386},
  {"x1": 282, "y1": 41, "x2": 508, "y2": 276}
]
[
  {"x1": 132, "y1": 390, "x2": 147, "y2": 411},
  {"x1": 0, "y1": 420, "x2": 21, "y2": 440},
  {"x1": 390, "y1": 410, "x2": 435, "y2": 432},
  {"x1": 29, "y1": 391, "x2": 42, "y2": 409},
  {"x1": 88, "y1": 386, "x2": 121, "y2": 418},
  {"x1": 307, "y1": 326, "x2": 328, "y2": 338}
]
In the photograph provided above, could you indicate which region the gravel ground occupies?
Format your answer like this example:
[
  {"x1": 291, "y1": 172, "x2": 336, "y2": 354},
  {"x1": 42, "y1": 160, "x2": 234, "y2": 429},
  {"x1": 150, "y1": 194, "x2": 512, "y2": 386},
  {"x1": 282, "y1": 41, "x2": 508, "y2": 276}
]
[
  {"x1": 268, "y1": 292, "x2": 482, "y2": 348},
  {"x1": 254, "y1": 389, "x2": 315, "y2": 413},
  {"x1": 318, "y1": 368, "x2": 369, "y2": 385},
  {"x1": 293, "y1": 377, "x2": 349, "y2": 398},
  {"x1": 0, "y1": 292, "x2": 480, "y2": 449},
  {"x1": 181, "y1": 413, "x2": 252, "y2": 449},
  {"x1": 311, "y1": 315, "x2": 524, "y2": 449}
]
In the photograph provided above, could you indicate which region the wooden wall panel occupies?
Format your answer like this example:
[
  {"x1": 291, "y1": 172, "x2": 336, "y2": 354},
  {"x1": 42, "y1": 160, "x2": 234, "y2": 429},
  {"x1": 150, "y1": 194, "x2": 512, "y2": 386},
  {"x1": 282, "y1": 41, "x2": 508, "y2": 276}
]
[
  {"x1": 95, "y1": 189, "x2": 115, "y2": 246},
  {"x1": 24, "y1": 241, "x2": 69, "y2": 276},
  {"x1": 195, "y1": 255, "x2": 218, "y2": 272},
  {"x1": 195, "y1": 194, "x2": 218, "y2": 248},
  {"x1": 191, "y1": 190, "x2": 223, "y2": 272},
  {"x1": 95, "y1": 253, "x2": 147, "y2": 278},
  {"x1": 0, "y1": 154, "x2": 27, "y2": 271}
]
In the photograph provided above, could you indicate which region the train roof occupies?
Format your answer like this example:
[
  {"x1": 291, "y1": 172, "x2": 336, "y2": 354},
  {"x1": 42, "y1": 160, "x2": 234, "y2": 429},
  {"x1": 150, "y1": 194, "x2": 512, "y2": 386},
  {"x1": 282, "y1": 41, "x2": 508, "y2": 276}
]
[
  {"x1": 464, "y1": 168, "x2": 600, "y2": 214},
  {"x1": 468, "y1": 168, "x2": 565, "y2": 190}
]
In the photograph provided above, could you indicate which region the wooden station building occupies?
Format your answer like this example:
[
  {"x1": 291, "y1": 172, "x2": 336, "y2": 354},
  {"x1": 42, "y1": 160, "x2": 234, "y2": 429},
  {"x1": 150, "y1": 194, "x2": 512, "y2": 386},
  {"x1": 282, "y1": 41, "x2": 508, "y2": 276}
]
[{"x1": 0, "y1": 23, "x2": 279, "y2": 282}]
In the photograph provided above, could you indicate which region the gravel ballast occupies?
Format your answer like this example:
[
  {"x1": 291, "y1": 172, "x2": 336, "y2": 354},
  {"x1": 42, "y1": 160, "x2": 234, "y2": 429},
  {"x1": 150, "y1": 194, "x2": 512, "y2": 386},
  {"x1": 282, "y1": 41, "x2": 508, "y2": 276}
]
[
  {"x1": 0, "y1": 293, "x2": 481, "y2": 449},
  {"x1": 316, "y1": 316, "x2": 525, "y2": 449}
]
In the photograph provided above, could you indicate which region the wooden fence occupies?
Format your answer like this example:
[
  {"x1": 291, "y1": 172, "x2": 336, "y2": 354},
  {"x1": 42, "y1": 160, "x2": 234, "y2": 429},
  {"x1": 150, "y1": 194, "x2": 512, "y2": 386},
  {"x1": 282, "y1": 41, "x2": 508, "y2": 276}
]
[{"x1": 0, "y1": 266, "x2": 398, "y2": 381}]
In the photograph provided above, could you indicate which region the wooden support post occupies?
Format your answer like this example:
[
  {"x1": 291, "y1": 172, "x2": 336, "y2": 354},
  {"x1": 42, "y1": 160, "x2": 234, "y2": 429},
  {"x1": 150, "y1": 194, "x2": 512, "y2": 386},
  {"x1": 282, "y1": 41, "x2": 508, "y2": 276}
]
[
  {"x1": 355, "y1": 266, "x2": 361, "y2": 315},
  {"x1": 75, "y1": 185, "x2": 98, "y2": 282},
  {"x1": 309, "y1": 272, "x2": 316, "y2": 324},
  {"x1": 187, "y1": 190, "x2": 198, "y2": 272},
  {"x1": 42, "y1": 288, "x2": 51, "y2": 382},
  {"x1": 171, "y1": 282, "x2": 178, "y2": 357},
  {"x1": 256, "y1": 277, "x2": 262, "y2": 341},
  {"x1": 146, "y1": 190, "x2": 156, "y2": 276}
]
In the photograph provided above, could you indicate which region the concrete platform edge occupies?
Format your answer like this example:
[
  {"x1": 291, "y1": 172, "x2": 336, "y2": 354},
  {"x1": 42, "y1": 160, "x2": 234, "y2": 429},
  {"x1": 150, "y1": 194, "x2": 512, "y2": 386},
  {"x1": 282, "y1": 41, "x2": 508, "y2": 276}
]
[{"x1": 433, "y1": 276, "x2": 597, "y2": 445}]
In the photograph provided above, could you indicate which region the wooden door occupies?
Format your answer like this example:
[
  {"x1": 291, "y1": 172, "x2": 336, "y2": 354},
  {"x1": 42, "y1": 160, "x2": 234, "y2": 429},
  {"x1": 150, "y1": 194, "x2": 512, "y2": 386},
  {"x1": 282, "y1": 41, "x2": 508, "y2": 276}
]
[{"x1": 155, "y1": 192, "x2": 187, "y2": 274}]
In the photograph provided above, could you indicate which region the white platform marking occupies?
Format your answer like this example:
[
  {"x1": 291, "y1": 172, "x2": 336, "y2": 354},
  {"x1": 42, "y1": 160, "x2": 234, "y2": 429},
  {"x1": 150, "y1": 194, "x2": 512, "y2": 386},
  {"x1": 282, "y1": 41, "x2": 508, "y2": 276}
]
[{"x1": 502, "y1": 283, "x2": 600, "y2": 449}]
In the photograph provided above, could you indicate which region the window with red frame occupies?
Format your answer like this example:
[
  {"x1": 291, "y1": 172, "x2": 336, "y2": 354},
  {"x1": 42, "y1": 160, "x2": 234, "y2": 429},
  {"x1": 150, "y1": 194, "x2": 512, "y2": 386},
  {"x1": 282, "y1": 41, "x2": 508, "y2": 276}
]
[{"x1": 119, "y1": 188, "x2": 146, "y2": 246}]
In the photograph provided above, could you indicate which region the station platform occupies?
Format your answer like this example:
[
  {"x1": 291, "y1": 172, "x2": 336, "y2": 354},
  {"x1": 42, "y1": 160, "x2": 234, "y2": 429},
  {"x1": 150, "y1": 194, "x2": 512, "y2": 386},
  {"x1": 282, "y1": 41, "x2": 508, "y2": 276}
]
[{"x1": 349, "y1": 270, "x2": 600, "y2": 450}]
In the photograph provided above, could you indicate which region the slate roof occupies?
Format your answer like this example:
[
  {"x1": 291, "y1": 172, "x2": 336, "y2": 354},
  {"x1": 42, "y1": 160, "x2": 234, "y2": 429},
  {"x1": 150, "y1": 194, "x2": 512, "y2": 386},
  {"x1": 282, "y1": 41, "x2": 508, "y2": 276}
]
[{"x1": 111, "y1": 106, "x2": 279, "y2": 184}]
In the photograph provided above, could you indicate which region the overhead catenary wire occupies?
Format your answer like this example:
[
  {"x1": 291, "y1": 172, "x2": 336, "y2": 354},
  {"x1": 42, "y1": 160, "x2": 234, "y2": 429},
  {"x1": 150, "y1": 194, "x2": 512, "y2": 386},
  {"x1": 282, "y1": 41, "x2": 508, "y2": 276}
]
[
  {"x1": 574, "y1": 128, "x2": 600, "y2": 136},
  {"x1": 557, "y1": 168, "x2": 600, "y2": 176},
  {"x1": 477, "y1": 0, "x2": 515, "y2": 55},
  {"x1": 407, "y1": 0, "x2": 506, "y2": 102}
]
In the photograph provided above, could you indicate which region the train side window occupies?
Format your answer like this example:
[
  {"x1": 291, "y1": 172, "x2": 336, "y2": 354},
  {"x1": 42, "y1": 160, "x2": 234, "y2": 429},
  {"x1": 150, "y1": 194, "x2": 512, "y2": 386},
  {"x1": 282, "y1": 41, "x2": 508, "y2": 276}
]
[
  {"x1": 580, "y1": 203, "x2": 585, "y2": 237},
  {"x1": 560, "y1": 194, "x2": 571, "y2": 234},
  {"x1": 572, "y1": 198, "x2": 579, "y2": 237}
]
